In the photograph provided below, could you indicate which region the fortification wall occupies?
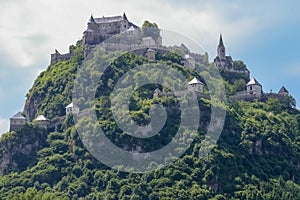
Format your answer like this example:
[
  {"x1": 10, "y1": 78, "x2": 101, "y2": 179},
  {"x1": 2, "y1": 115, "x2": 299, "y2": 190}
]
[{"x1": 50, "y1": 52, "x2": 73, "y2": 65}]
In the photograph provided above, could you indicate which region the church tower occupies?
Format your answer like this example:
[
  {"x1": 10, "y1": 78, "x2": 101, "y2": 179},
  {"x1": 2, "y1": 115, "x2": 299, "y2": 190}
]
[{"x1": 217, "y1": 34, "x2": 225, "y2": 59}]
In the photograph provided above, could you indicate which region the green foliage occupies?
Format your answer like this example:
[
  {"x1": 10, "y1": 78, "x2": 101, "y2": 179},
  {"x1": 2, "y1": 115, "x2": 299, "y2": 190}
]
[
  {"x1": 26, "y1": 41, "x2": 83, "y2": 120},
  {"x1": 141, "y1": 20, "x2": 160, "y2": 40},
  {"x1": 233, "y1": 60, "x2": 247, "y2": 70},
  {"x1": 0, "y1": 45, "x2": 299, "y2": 199}
]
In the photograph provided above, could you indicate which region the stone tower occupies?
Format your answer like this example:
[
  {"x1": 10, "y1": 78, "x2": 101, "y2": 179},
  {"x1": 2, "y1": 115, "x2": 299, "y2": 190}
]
[
  {"x1": 214, "y1": 34, "x2": 233, "y2": 69},
  {"x1": 217, "y1": 34, "x2": 225, "y2": 60},
  {"x1": 82, "y1": 13, "x2": 140, "y2": 56},
  {"x1": 246, "y1": 78, "x2": 262, "y2": 95},
  {"x1": 187, "y1": 77, "x2": 204, "y2": 94}
]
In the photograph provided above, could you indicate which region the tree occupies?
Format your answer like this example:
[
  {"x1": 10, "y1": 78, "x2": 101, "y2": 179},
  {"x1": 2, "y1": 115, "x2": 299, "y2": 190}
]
[{"x1": 142, "y1": 20, "x2": 160, "y2": 40}]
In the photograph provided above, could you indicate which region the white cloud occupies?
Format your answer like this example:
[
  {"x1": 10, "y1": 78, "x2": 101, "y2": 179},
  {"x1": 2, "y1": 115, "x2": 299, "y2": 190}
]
[
  {"x1": 0, "y1": 0, "x2": 281, "y2": 67},
  {"x1": 0, "y1": 0, "x2": 299, "y2": 121},
  {"x1": 0, "y1": 118, "x2": 9, "y2": 136}
]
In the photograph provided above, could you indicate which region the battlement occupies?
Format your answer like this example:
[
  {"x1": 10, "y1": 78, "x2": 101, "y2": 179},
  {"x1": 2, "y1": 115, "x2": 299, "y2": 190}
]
[{"x1": 50, "y1": 50, "x2": 73, "y2": 65}]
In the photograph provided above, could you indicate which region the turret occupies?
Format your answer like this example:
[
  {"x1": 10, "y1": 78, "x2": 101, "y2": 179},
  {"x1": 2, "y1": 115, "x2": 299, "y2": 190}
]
[
  {"x1": 88, "y1": 15, "x2": 95, "y2": 24},
  {"x1": 246, "y1": 78, "x2": 262, "y2": 95},
  {"x1": 187, "y1": 77, "x2": 204, "y2": 94},
  {"x1": 121, "y1": 13, "x2": 129, "y2": 32}
]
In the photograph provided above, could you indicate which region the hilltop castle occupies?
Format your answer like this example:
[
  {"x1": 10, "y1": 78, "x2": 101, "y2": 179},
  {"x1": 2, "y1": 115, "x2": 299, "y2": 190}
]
[
  {"x1": 51, "y1": 13, "x2": 139, "y2": 65},
  {"x1": 50, "y1": 13, "x2": 207, "y2": 66},
  {"x1": 10, "y1": 14, "x2": 293, "y2": 133},
  {"x1": 51, "y1": 13, "x2": 160, "y2": 64}
]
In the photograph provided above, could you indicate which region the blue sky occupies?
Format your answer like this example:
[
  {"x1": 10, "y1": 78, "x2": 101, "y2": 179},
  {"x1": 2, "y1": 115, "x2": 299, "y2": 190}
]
[{"x1": 0, "y1": 0, "x2": 300, "y2": 134}]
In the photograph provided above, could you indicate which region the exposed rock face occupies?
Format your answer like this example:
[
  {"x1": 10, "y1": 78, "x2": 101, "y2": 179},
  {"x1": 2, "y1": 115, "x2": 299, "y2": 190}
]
[
  {"x1": 23, "y1": 93, "x2": 42, "y2": 122},
  {"x1": 0, "y1": 127, "x2": 46, "y2": 175}
]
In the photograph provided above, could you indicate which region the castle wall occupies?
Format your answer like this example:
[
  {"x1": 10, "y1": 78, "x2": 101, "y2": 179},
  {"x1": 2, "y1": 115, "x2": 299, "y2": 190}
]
[{"x1": 50, "y1": 52, "x2": 72, "y2": 65}]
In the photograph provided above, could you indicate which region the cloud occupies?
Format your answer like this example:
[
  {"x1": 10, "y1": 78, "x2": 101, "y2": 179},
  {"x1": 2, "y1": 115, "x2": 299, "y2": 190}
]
[
  {"x1": 0, "y1": 0, "x2": 299, "y2": 121},
  {"x1": 0, "y1": 0, "x2": 282, "y2": 67},
  {"x1": 0, "y1": 118, "x2": 9, "y2": 136}
]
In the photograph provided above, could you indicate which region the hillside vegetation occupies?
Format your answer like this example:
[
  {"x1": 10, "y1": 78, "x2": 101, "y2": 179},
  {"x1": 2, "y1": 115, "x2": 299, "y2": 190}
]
[{"x1": 0, "y1": 41, "x2": 299, "y2": 199}]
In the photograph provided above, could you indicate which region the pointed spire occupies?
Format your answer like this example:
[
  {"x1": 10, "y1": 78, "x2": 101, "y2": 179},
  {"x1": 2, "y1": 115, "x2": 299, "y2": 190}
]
[
  {"x1": 278, "y1": 86, "x2": 289, "y2": 94},
  {"x1": 218, "y1": 33, "x2": 224, "y2": 47},
  {"x1": 89, "y1": 15, "x2": 95, "y2": 23},
  {"x1": 217, "y1": 33, "x2": 226, "y2": 59},
  {"x1": 123, "y1": 12, "x2": 128, "y2": 21}
]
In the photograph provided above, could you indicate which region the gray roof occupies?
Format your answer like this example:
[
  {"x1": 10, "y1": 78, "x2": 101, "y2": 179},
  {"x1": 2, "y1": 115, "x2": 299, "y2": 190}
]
[
  {"x1": 278, "y1": 86, "x2": 289, "y2": 94},
  {"x1": 188, "y1": 77, "x2": 204, "y2": 85},
  {"x1": 66, "y1": 102, "x2": 79, "y2": 108},
  {"x1": 94, "y1": 16, "x2": 124, "y2": 24},
  {"x1": 125, "y1": 26, "x2": 136, "y2": 32},
  {"x1": 35, "y1": 115, "x2": 49, "y2": 121},
  {"x1": 66, "y1": 102, "x2": 74, "y2": 108},
  {"x1": 180, "y1": 43, "x2": 190, "y2": 52},
  {"x1": 10, "y1": 112, "x2": 25, "y2": 120},
  {"x1": 246, "y1": 78, "x2": 261, "y2": 86}
]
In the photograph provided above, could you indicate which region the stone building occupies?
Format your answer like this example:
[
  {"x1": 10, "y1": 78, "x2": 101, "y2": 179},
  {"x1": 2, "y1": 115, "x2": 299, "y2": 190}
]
[
  {"x1": 34, "y1": 115, "x2": 50, "y2": 128},
  {"x1": 153, "y1": 77, "x2": 205, "y2": 98},
  {"x1": 9, "y1": 112, "x2": 26, "y2": 132},
  {"x1": 83, "y1": 13, "x2": 140, "y2": 56},
  {"x1": 182, "y1": 54, "x2": 196, "y2": 69},
  {"x1": 213, "y1": 34, "x2": 250, "y2": 78},
  {"x1": 187, "y1": 77, "x2": 204, "y2": 94},
  {"x1": 246, "y1": 78, "x2": 262, "y2": 95},
  {"x1": 65, "y1": 102, "x2": 80, "y2": 115},
  {"x1": 145, "y1": 48, "x2": 156, "y2": 60},
  {"x1": 278, "y1": 86, "x2": 289, "y2": 95},
  {"x1": 214, "y1": 34, "x2": 234, "y2": 69}
]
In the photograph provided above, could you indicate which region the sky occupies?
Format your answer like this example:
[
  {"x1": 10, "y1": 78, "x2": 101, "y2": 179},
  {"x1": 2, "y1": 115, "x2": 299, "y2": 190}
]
[{"x1": 0, "y1": 0, "x2": 300, "y2": 134}]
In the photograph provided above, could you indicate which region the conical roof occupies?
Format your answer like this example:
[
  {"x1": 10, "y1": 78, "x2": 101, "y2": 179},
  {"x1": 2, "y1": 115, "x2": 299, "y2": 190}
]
[
  {"x1": 66, "y1": 102, "x2": 73, "y2": 108},
  {"x1": 123, "y1": 12, "x2": 128, "y2": 21},
  {"x1": 246, "y1": 78, "x2": 261, "y2": 86},
  {"x1": 35, "y1": 115, "x2": 49, "y2": 121},
  {"x1": 10, "y1": 112, "x2": 25, "y2": 120},
  {"x1": 278, "y1": 86, "x2": 289, "y2": 94},
  {"x1": 66, "y1": 102, "x2": 79, "y2": 108},
  {"x1": 218, "y1": 34, "x2": 224, "y2": 47},
  {"x1": 89, "y1": 15, "x2": 95, "y2": 23},
  {"x1": 188, "y1": 77, "x2": 203, "y2": 85}
]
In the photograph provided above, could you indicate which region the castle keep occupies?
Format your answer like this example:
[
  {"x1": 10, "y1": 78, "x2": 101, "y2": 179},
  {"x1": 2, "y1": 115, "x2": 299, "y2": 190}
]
[
  {"x1": 50, "y1": 13, "x2": 148, "y2": 65},
  {"x1": 83, "y1": 13, "x2": 141, "y2": 56}
]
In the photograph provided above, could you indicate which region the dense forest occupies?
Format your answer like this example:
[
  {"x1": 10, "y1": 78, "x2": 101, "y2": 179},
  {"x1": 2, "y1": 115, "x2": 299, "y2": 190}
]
[{"x1": 0, "y1": 40, "x2": 299, "y2": 200}]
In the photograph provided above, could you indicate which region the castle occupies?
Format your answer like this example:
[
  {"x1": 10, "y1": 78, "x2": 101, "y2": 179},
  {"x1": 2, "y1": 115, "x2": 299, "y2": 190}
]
[
  {"x1": 50, "y1": 13, "x2": 208, "y2": 66},
  {"x1": 9, "y1": 14, "x2": 293, "y2": 133},
  {"x1": 153, "y1": 34, "x2": 291, "y2": 103},
  {"x1": 212, "y1": 35, "x2": 290, "y2": 102},
  {"x1": 214, "y1": 34, "x2": 250, "y2": 77}
]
